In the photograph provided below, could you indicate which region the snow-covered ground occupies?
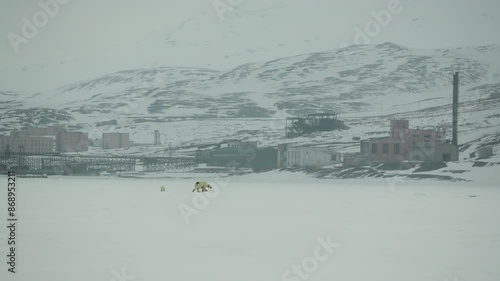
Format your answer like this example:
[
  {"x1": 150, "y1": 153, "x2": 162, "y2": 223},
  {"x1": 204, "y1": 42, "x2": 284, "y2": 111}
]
[{"x1": 0, "y1": 175, "x2": 498, "y2": 281}]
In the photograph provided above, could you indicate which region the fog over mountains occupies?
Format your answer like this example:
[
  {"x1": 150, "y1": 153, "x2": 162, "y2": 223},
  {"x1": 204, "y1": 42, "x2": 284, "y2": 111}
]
[
  {"x1": 1, "y1": 43, "x2": 499, "y2": 156},
  {"x1": 1, "y1": 0, "x2": 499, "y2": 158},
  {"x1": 1, "y1": 0, "x2": 499, "y2": 92}
]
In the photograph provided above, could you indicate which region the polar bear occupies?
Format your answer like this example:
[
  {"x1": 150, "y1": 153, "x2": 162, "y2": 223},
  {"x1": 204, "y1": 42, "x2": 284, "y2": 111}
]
[
  {"x1": 193, "y1": 181, "x2": 212, "y2": 192},
  {"x1": 160, "y1": 185, "x2": 165, "y2": 192}
]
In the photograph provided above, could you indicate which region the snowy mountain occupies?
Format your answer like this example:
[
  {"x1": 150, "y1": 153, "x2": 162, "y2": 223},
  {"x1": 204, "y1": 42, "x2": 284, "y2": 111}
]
[
  {"x1": 2, "y1": 0, "x2": 500, "y2": 93},
  {"x1": 1, "y1": 43, "x2": 499, "y2": 159},
  {"x1": 28, "y1": 43, "x2": 500, "y2": 109}
]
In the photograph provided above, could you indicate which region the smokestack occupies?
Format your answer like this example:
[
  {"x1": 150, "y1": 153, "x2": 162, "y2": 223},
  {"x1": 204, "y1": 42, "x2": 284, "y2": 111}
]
[
  {"x1": 452, "y1": 72, "x2": 459, "y2": 146},
  {"x1": 154, "y1": 130, "x2": 161, "y2": 146}
]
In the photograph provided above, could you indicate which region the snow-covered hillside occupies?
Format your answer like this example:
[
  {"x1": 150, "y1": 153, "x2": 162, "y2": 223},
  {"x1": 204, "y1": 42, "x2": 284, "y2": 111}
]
[
  {"x1": 2, "y1": 0, "x2": 499, "y2": 93},
  {"x1": 0, "y1": 44, "x2": 498, "y2": 183},
  {"x1": 1, "y1": 43, "x2": 499, "y2": 152},
  {"x1": 31, "y1": 43, "x2": 500, "y2": 116}
]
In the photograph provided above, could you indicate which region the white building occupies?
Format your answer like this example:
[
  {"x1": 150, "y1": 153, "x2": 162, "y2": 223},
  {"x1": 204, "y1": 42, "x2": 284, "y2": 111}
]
[{"x1": 282, "y1": 146, "x2": 341, "y2": 168}]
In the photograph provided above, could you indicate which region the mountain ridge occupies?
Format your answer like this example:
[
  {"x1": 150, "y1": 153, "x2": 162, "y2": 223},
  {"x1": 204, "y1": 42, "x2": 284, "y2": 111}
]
[{"x1": 0, "y1": 42, "x2": 499, "y2": 153}]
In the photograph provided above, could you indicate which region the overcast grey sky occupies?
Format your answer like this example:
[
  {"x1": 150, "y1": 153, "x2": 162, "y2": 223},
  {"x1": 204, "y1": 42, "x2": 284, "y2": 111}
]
[{"x1": 1, "y1": 0, "x2": 499, "y2": 91}]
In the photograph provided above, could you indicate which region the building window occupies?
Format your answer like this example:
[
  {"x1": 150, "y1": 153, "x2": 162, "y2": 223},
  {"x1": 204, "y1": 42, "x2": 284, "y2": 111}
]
[
  {"x1": 383, "y1": 143, "x2": 389, "y2": 154},
  {"x1": 371, "y1": 143, "x2": 378, "y2": 154},
  {"x1": 394, "y1": 143, "x2": 400, "y2": 155}
]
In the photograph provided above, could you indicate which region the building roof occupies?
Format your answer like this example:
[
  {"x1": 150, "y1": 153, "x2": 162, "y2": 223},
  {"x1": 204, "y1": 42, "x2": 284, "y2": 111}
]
[
  {"x1": 307, "y1": 113, "x2": 338, "y2": 117},
  {"x1": 363, "y1": 136, "x2": 391, "y2": 142}
]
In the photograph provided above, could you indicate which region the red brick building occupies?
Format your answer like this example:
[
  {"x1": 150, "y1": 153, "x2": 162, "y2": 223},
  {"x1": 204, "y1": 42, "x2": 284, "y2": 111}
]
[{"x1": 354, "y1": 120, "x2": 458, "y2": 165}]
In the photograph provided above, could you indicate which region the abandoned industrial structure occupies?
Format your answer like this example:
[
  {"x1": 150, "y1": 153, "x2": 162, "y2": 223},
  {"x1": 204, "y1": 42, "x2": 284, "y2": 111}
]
[
  {"x1": 0, "y1": 135, "x2": 55, "y2": 154},
  {"x1": 102, "y1": 132, "x2": 130, "y2": 149},
  {"x1": 0, "y1": 153, "x2": 195, "y2": 175},
  {"x1": 195, "y1": 140, "x2": 278, "y2": 171},
  {"x1": 1, "y1": 125, "x2": 89, "y2": 153},
  {"x1": 343, "y1": 119, "x2": 458, "y2": 167},
  {"x1": 285, "y1": 113, "x2": 348, "y2": 137},
  {"x1": 0, "y1": 125, "x2": 135, "y2": 156},
  {"x1": 344, "y1": 72, "x2": 461, "y2": 167},
  {"x1": 1, "y1": 72, "x2": 486, "y2": 176},
  {"x1": 57, "y1": 131, "x2": 89, "y2": 152}
]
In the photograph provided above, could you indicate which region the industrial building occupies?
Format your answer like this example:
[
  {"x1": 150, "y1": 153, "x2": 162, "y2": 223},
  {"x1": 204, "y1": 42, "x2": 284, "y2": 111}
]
[
  {"x1": 195, "y1": 140, "x2": 278, "y2": 171},
  {"x1": 5, "y1": 125, "x2": 89, "y2": 153},
  {"x1": 10, "y1": 125, "x2": 65, "y2": 138},
  {"x1": 0, "y1": 135, "x2": 55, "y2": 154},
  {"x1": 205, "y1": 147, "x2": 254, "y2": 167},
  {"x1": 11, "y1": 126, "x2": 136, "y2": 153},
  {"x1": 347, "y1": 118, "x2": 459, "y2": 167},
  {"x1": 358, "y1": 119, "x2": 457, "y2": 164},
  {"x1": 345, "y1": 72, "x2": 461, "y2": 167},
  {"x1": 196, "y1": 140, "x2": 258, "y2": 168},
  {"x1": 56, "y1": 131, "x2": 89, "y2": 152},
  {"x1": 102, "y1": 133, "x2": 130, "y2": 149},
  {"x1": 253, "y1": 147, "x2": 278, "y2": 171},
  {"x1": 27, "y1": 125, "x2": 66, "y2": 137},
  {"x1": 286, "y1": 113, "x2": 348, "y2": 137},
  {"x1": 477, "y1": 146, "x2": 493, "y2": 159},
  {"x1": 277, "y1": 144, "x2": 342, "y2": 168},
  {"x1": 224, "y1": 140, "x2": 258, "y2": 149},
  {"x1": 342, "y1": 152, "x2": 369, "y2": 167}
]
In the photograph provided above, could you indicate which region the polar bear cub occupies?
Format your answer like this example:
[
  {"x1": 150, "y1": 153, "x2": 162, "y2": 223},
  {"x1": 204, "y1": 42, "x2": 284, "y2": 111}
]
[{"x1": 193, "y1": 181, "x2": 212, "y2": 192}]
